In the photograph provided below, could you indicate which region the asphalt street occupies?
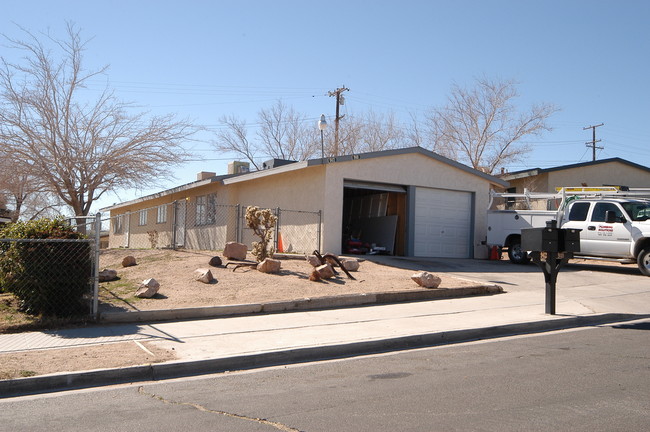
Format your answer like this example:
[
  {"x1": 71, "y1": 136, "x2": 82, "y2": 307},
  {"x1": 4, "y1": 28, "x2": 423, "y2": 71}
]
[{"x1": 2, "y1": 320, "x2": 649, "y2": 432}]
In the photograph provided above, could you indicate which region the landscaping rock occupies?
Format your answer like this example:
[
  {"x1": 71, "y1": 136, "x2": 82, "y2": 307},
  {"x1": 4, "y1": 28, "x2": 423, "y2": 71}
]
[
  {"x1": 208, "y1": 256, "x2": 223, "y2": 267},
  {"x1": 306, "y1": 255, "x2": 321, "y2": 267},
  {"x1": 223, "y1": 242, "x2": 248, "y2": 260},
  {"x1": 257, "y1": 258, "x2": 281, "y2": 274},
  {"x1": 122, "y1": 255, "x2": 137, "y2": 267},
  {"x1": 135, "y1": 278, "x2": 160, "y2": 298},
  {"x1": 341, "y1": 259, "x2": 360, "y2": 272},
  {"x1": 193, "y1": 268, "x2": 215, "y2": 284},
  {"x1": 98, "y1": 268, "x2": 118, "y2": 282},
  {"x1": 411, "y1": 271, "x2": 442, "y2": 289},
  {"x1": 315, "y1": 263, "x2": 335, "y2": 279}
]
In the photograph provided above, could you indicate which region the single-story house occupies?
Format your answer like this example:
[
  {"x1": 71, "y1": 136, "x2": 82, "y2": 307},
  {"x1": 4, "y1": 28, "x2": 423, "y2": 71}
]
[
  {"x1": 500, "y1": 158, "x2": 650, "y2": 194},
  {"x1": 103, "y1": 147, "x2": 508, "y2": 259}
]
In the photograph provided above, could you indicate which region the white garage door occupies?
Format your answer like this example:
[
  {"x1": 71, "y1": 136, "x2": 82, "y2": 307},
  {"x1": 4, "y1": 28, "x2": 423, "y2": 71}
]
[{"x1": 414, "y1": 187, "x2": 472, "y2": 258}]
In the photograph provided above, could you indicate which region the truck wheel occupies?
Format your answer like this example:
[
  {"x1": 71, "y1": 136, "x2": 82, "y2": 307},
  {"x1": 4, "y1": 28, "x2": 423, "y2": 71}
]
[
  {"x1": 638, "y1": 248, "x2": 650, "y2": 276},
  {"x1": 508, "y1": 238, "x2": 530, "y2": 264}
]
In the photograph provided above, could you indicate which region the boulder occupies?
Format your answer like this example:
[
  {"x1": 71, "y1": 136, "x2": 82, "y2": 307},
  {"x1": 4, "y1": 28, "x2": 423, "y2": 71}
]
[
  {"x1": 341, "y1": 259, "x2": 360, "y2": 272},
  {"x1": 410, "y1": 271, "x2": 442, "y2": 289},
  {"x1": 315, "y1": 263, "x2": 335, "y2": 279},
  {"x1": 223, "y1": 242, "x2": 248, "y2": 260},
  {"x1": 209, "y1": 256, "x2": 223, "y2": 267},
  {"x1": 122, "y1": 255, "x2": 137, "y2": 267},
  {"x1": 257, "y1": 258, "x2": 281, "y2": 274},
  {"x1": 135, "y1": 278, "x2": 160, "y2": 298},
  {"x1": 306, "y1": 255, "x2": 321, "y2": 267},
  {"x1": 193, "y1": 268, "x2": 214, "y2": 284},
  {"x1": 98, "y1": 268, "x2": 118, "y2": 282}
]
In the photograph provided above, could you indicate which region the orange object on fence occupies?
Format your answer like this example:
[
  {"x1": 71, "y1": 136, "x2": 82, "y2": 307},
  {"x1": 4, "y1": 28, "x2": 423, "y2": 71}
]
[{"x1": 277, "y1": 232, "x2": 284, "y2": 253}]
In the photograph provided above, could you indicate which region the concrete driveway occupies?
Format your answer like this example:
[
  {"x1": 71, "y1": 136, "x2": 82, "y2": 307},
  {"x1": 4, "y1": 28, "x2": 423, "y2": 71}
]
[{"x1": 366, "y1": 256, "x2": 650, "y2": 315}]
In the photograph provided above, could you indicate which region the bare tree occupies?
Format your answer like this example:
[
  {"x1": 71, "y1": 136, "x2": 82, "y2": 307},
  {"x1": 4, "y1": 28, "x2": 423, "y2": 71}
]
[
  {"x1": 0, "y1": 23, "x2": 198, "y2": 223},
  {"x1": 213, "y1": 100, "x2": 421, "y2": 165},
  {"x1": 258, "y1": 100, "x2": 319, "y2": 161},
  {"x1": 426, "y1": 77, "x2": 558, "y2": 174},
  {"x1": 213, "y1": 114, "x2": 260, "y2": 169},
  {"x1": 213, "y1": 100, "x2": 320, "y2": 167},
  {"x1": 324, "y1": 111, "x2": 411, "y2": 156},
  {"x1": 0, "y1": 150, "x2": 63, "y2": 221}
]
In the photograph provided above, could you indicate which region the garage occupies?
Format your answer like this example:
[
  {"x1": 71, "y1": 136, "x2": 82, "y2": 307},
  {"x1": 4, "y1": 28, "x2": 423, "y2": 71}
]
[
  {"x1": 413, "y1": 187, "x2": 473, "y2": 258},
  {"x1": 342, "y1": 181, "x2": 407, "y2": 256}
]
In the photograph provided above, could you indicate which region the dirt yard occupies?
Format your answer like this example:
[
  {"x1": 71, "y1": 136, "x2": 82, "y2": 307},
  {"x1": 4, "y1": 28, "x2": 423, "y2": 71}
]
[
  {"x1": 0, "y1": 249, "x2": 480, "y2": 380},
  {"x1": 98, "y1": 249, "x2": 477, "y2": 313}
]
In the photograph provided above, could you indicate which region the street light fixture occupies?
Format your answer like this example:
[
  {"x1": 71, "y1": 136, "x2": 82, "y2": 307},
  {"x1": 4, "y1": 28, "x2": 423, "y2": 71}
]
[{"x1": 318, "y1": 114, "x2": 327, "y2": 162}]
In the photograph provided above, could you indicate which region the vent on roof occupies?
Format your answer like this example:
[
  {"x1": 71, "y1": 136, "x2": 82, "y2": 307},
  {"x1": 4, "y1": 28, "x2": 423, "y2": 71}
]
[
  {"x1": 262, "y1": 159, "x2": 297, "y2": 169},
  {"x1": 228, "y1": 161, "x2": 250, "y2": 174},
  {"x1": 197, "y1": 171, "x2": 216, "y2": 181}
]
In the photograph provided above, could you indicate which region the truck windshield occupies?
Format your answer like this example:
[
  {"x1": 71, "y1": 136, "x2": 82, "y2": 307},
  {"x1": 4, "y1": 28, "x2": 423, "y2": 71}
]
[{"x1": 621, "y1": 201, "x2": 650, "y2": 221}]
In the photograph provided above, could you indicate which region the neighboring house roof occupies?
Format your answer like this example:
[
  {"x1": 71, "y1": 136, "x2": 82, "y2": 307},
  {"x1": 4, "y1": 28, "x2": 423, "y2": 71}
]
[
  {"x1": 103, "y1": 146, "x2": 509, "y2": 211},
  {"x1": 501, "y1": 157, "x2": 650, "y2": 181}
]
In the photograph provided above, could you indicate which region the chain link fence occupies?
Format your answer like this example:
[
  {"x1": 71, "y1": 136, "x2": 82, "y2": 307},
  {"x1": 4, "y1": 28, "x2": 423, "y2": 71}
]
[
  {"x1": 0, "y1": 215, "x2": 101, "y2": 319},
  {"x1": 106, "y1": 201, "x2": 322, "y2": 254},
  {"x1": 0, "y1": 205, "x2": 319, "y2": 321}
]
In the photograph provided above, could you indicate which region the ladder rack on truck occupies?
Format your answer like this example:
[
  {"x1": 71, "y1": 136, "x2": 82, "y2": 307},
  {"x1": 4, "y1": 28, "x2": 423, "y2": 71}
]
[
  {"x1": 488, "y1": 186, "x2": 650, "y2": 211},
  {"x1": 486, "y1": 186, "x2": 650, "y2": 276}
]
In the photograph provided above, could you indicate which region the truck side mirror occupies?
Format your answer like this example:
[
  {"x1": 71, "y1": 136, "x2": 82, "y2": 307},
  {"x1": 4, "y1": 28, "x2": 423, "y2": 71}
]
[{"x1": 605, "y1": 210, "x2": 625, "y2": 223}]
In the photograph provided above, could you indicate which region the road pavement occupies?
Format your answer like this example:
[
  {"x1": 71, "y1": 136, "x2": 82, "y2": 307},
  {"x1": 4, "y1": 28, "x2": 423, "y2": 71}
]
[{"x1": 1, "y1": 257, "x2": 648, "y2": 398}]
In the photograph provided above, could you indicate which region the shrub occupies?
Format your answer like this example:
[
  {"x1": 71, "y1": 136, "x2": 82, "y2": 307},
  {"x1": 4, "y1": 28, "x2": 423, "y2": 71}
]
[
  {"x1": 0, "y1": 218, "x2": 92, "y2": 316},
  {"x1": 245, "y1": 206, "x2": 277, "y2": 262}
]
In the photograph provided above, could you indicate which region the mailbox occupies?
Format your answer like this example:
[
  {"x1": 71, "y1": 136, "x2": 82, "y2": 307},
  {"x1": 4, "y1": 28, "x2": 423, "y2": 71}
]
[
  {"x1": 562, "y1": 228, "x2": 581, "y2": 252},
  {"x1": 521, "y1": 220, "x2": 581, "y2": 253},
  {"x1": 523, "y1": 220, "x2": 581, "y2": 316}
]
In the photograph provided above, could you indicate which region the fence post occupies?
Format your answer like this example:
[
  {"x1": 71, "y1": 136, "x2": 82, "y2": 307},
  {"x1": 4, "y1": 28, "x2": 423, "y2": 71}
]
[
  {"x1": 125, "y1": 211, "x2": 131, "y2": 248},
  {"x1": 275, "y1": 207, "x2": 281, "y2": 252},
  {"x1": 171, "y1": 201, "x2": 178, "y2": 250},
  {"x1": 317, "y1": 209, "x2": 322, "y2": 253},
  {"x1": 93, "y1": 212, "x2": 101, "y2": 319},
  {"x1": 236, "y1": 204, "x2": 241, "y2": 244}
]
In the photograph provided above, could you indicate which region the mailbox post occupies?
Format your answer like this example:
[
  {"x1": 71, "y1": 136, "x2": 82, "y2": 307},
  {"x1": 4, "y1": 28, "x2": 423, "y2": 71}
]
[{"x1": 521, "y1": 220, "x2": 581, "y2": 315}]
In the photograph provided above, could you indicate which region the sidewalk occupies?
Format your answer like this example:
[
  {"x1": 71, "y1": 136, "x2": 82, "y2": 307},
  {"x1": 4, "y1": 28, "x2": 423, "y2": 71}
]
[{"x1": 1, "y1": 257, "x2": 649, "y2": 398}]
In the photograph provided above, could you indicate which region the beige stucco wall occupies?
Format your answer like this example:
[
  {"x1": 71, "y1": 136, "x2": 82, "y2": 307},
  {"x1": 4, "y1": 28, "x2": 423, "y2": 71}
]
[
  {"x1": 321, "y1": 152, "x2": 494, "y2": 258},
  {"x1": 107, "y1": 182, "x2": 227, "y2": 249},
  {"x1": 507, "y1": 162, "x2": 650, "y2": 195},
  {"x1": 106, "y1": 151, "x2": 499, "y2": 258},
  {"x1": 547, "y1": 162, "x2": 650, "y2": 190},
  {"x1": 507, "y1": 173, "x2": 549, "y2": 194}
]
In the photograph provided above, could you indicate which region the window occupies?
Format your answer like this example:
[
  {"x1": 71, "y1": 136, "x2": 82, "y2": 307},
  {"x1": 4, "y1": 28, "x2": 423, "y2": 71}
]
[
  {"x1": 621, "y1": 202, "x2": 650, "y2": 221},
  {"x1": 113, "y1": 214, "x2": 124, "y2": 234},
  {"x1": 195, "y1": 193, "x2": 216, "y2": 225},
  {"x1": 591, "y1": 203, "x2": 624, "y2": 222},
  {"x1": 138, "y1": 209, "x2": 148, "y2": 226},
  {"x1": 157, "y1": 204, "x2": 167, "y2": 224},
  {"x1": 567, "y1": 202, "x2": 590, "y2": 221}
]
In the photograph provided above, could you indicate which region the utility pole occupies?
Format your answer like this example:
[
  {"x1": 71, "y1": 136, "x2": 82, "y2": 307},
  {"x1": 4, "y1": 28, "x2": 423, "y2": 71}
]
[
  {"x1": 583, "y1": 123, "x2": 604, "y2": 161},
  {"x1": 328, "y1": 86, "x2": 349, "y2": 157}
]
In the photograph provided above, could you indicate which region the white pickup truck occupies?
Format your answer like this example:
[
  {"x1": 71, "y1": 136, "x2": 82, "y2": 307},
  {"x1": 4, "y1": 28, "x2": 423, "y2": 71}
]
[{"x1": 486, "y1": 187, "x2": 650, "y2": 276}]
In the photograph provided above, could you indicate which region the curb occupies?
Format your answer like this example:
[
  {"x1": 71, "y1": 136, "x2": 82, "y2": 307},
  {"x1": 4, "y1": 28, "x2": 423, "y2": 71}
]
[
  {"x1": 99, "y1": 285, "x2": 504, "y2": 324},
  {"x1": 1, "y1": 312, "x2": 644, "y2": 399}
]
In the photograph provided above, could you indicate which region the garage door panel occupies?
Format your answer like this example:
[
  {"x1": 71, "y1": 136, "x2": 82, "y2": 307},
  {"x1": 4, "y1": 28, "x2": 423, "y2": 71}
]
[{"x1": 414, "y1": 187, "x2": 472, "y2": 258}]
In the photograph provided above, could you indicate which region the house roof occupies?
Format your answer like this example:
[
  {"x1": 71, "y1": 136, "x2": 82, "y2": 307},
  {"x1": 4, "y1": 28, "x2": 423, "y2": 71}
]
[
  {"x1": 501, "y1": 157, "x2": 650, "y2": 181},
  {"x1": 224, "y1": 147, "x2": 508, "y2": 186},
  {"x1": 103, "y1": 147, "x2": 508, "y2": 211}
]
